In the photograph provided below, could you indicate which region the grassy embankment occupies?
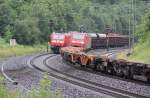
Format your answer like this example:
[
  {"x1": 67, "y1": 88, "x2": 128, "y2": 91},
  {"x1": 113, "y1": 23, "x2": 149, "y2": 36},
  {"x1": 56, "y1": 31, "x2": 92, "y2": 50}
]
[
  {"x1": 0, "y1": 76, "x2": 61, "y2": 98},
  {"x1": 0, "y1": 38, "x2": 48, "y2": 59},
  {"x1": 117, "y1": 42, "x2": 150, "y2": 64}
]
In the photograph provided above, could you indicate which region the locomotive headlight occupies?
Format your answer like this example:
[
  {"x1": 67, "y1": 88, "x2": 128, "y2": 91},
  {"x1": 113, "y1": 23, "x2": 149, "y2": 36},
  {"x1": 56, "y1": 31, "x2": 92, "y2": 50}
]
[
  {"x1": 52, "y1": 40, "x2": 56, "y2": 43},
  {"x1": 79, "y1": 41, "x2": 84, "y2": 44},
  {"x1": 72, "y1": 41, "x2": 76, "y2": 43},
  {"x1": 59, "y1": 41, "x2": 64, "y2": 43}
]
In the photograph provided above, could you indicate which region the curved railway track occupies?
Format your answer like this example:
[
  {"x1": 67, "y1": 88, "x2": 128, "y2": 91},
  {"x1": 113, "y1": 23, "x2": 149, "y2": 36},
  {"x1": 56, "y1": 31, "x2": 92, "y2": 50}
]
[
  {"x1": 1, "y1": 59, "x2": 31, "y2": 92},
  {"x1": 30, "y1": 53, "x2": 149, "y2": 98}
]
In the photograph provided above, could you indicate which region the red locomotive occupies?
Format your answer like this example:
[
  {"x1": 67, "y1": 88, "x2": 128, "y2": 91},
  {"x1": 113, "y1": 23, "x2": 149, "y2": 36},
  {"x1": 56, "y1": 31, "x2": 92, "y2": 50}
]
[
  {"x1": 70, "y1": 31, "x2": 91, "y2": 49},
  {"x1": 50, "y1": 32, "x2": 69, "y2": 53}
]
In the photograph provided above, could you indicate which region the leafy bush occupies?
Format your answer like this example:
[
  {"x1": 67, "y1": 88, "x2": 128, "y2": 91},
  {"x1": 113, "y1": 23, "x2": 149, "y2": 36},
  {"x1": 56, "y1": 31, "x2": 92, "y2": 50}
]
[{"x1": 117, "y1": 42, "x2": 150, "y2": 64}]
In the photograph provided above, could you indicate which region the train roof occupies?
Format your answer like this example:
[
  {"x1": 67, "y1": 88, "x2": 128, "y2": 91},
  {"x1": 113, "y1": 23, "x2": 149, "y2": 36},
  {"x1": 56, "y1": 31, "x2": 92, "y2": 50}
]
[
  {"x1": 69, "y1": 31, "x2": 87, "y2": 34},
  {"x1": 88, "y1": 33, "x2": 107, "y2": 38},
  {"x1": 52, "y1": 32, "x2": 66, "y2": 34}
]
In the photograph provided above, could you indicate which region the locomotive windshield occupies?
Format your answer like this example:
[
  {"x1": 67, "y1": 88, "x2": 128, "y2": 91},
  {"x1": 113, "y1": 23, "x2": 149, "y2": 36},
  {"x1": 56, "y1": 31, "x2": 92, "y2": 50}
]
[
  {"x1": 73, "y1": 33, "x2": 85, "y2": 40},
  {"x1": 53, "y1": 34, "x2": 64, "y2": 40}
]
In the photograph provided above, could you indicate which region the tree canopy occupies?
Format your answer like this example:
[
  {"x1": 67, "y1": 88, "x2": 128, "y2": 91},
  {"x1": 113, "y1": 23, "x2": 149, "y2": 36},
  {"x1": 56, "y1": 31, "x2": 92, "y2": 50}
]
[
  {"x1": 136, "y1": 3, "x2": 150, "y2": 44},
  {"x1": 0, "y1": 0, "x2": 148, "y2": 45}
]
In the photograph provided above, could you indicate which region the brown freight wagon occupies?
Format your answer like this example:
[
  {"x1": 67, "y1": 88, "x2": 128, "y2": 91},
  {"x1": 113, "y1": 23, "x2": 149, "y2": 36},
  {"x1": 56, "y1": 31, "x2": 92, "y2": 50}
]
[{"x1": 89, "y1": 33, "x2": 129, "y2": 49}]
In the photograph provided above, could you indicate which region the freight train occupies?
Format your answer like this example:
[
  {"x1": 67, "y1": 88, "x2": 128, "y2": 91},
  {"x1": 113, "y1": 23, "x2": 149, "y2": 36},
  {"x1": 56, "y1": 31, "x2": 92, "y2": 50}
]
[
  {"x1": 50, "y1": 31, "x2": 150, "y2": 83},
  {"x1": 60, "y1": 46, "x2": 150, "y2": 83},
  {"x1": 59, "y1": 32, "x2": 150, "y2": 83},
  {"x1": 50, "y1": 31, "x2": 129, "y2": 53}
]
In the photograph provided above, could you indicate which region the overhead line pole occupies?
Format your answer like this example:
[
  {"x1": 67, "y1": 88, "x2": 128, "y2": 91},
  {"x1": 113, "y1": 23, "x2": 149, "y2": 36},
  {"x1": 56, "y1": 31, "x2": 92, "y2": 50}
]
[
  {"x1": 127, "y1": 0, "x2": 133, "y2": 55},
  {"x1": 132, "y1": 0, "x2": 135, "y2": 50},
  {"x1": 129, "y1": 9, "x2": 131, "y2": 53}
]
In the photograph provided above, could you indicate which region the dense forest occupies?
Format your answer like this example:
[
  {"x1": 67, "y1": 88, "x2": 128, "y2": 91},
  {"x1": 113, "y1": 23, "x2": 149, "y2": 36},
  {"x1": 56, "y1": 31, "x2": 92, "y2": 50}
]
[{"x1": 0, "y1": 0, "x2": 149, "y2": 45}]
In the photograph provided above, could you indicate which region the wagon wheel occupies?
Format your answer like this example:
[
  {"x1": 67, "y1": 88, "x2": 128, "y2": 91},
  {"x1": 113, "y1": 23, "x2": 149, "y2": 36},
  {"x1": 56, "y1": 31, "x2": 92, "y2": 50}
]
[
  {"x1": 80, "y1": 63, "x2": 85, "y2": 68},
  {"x1": 147, "y1": 78, "x2": 150, "y2": 84},
  {"x1": 90, "y1": 61, "x2": 97, "y2": 71},
  {"x1": 106, "y1": 62, "x2": 115, "y2": 75},
  {"x1": 97, "y1": 63, "x2": 106, "y2": 72},
  {"x1": 115, "y1": 68, "x2": 123, "y2": 77},
  {"x1": 144, "y1": 71, "x2": 150, "y2": 83},
  {"x1": 113, "y1": 64, "x2": 123, "y2": 77},
  {"x1": 76, "y1": 57, "x2": 84, "y2": 68},
  {"x1": 106, "y1": 67, "x2": 115, "y2": 75},
  {"x1": 128, "y1": 67, "x2": 134, "y2": 79},
  {"x1": 92, "y1": 64, "x2": 96, "y2": 71},
  {"x1": 63, "y1": 53, "x2": 67, "y2": 60},
  {"x1": 76, "y1": 57, "x2": 80, "y2": 64},
  {"x1": 122, "y1": 66, "x2": 130, "y2": 79},
  {"x1": 67, "y1": 55, "x2": 72, "y2": 63}
]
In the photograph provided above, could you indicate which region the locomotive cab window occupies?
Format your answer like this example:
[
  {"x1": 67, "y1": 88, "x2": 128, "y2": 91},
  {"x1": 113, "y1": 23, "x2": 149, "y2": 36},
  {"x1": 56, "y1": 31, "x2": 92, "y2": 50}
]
[
  {"x1": 73, "y1": 33, "x2": 85, "y2": 40},
  {"x1": 53, "y1": 34, "x2": 64, "y2": 40}
]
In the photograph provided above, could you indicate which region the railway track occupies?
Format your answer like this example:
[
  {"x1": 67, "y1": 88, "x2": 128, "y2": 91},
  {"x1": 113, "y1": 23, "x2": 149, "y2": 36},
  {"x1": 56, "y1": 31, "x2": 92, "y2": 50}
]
[
  {"x1": 1, "y1": 58, "x2": 31, "y2": 92},
  {"x1": 30, "y1": 53, "x2": 149, "y2": 98}
]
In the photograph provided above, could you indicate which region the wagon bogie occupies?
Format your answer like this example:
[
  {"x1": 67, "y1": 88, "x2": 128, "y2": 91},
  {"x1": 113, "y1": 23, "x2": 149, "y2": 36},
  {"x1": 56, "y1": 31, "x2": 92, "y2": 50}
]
[
  {"x1": 110, "y1": 60, "x2": 130, "y2": 78},
  {"x1": 98, "y1": 64, "x2": 107, "y2": 72},
  {"x1": 105, "y1": 61, "x2": 115, "y2": 74}
]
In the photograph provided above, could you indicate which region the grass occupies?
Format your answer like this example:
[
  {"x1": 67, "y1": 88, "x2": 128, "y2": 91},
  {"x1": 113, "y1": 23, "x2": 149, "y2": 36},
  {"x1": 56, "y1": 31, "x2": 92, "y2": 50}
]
[
  {"x1": 0, "y1": 75, "x2": 61, "y2": 98},
  {"x1": 0, "y1": 38, "x2": 49, "y2": 59},
  {"x1": 117, "y1": 42, "x2": 150, "y2": 64}
]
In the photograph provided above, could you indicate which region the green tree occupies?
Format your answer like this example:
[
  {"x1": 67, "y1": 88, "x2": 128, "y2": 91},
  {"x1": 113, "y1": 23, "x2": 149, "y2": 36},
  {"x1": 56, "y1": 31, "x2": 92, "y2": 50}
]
[
  {"x1": 4, "y1": 25, "x2": 12, "y2": 42},
  {"x1": 136, "y1": 4, "x2": 150, "y2": 44},
  {"x1": 14, "y1": 17, "x2": 40, "y2": 45}
]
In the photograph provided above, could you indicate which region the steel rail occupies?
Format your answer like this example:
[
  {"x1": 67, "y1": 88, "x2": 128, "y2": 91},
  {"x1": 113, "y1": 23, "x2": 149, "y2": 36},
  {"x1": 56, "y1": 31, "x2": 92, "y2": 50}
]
[
  {"x1": 1, "y1": 60, "x2": 31, "y2": 92},
  {"x1": 29, "y1": 53, "x2": 149, "y2": 98}
]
